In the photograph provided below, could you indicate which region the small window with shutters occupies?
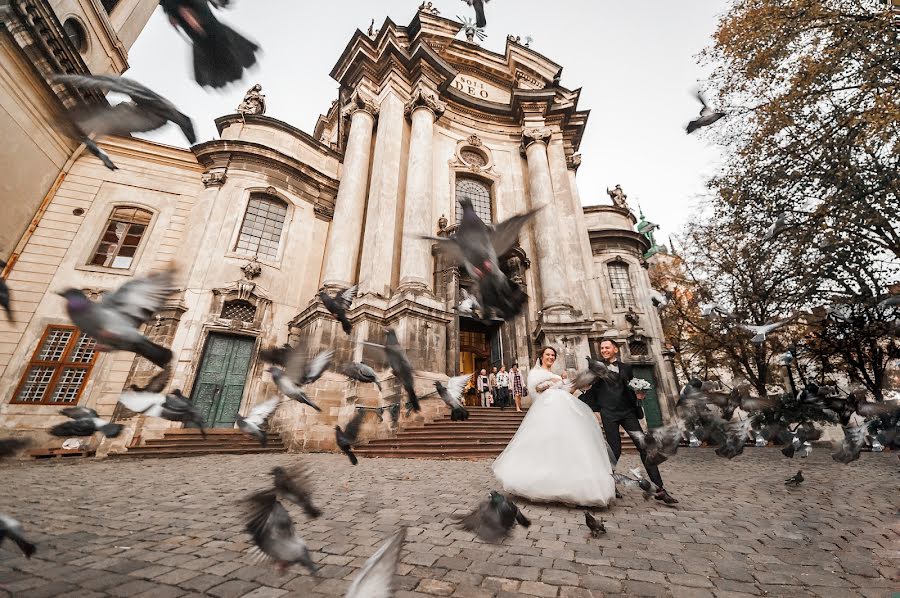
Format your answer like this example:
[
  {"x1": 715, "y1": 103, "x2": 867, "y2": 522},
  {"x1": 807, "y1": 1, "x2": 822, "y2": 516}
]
[
  {"x1": 12, "y1": 326, "x2": 98, "y2": 405},
  {"x1": 90, "y1": 206, "x2": 153, "y2": 270}
]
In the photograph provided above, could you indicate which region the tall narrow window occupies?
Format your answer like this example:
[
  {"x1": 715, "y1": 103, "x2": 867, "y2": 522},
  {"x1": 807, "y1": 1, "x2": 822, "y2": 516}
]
[
  {"x1": 90, "y1": 206, "x2": 152, "y2": 269},
  {"x1": 235, "y1": 195, "x2": 288, "y2": 261},
  {"x1": 608, "y1": 261, "x2": 635, "y2": 309},
  {"x1": 455, "y1": 177, "x2": 492, "y2": 224},
  {"x1": 13, "y1": 326, "x2": 98, "y2": 405}
]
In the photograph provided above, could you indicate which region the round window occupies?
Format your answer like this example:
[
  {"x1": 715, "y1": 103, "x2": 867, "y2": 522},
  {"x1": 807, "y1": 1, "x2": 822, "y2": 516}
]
[
  {"x1": 64, "y1": 18, "x2": 87, "y2": 53},
  {"x1": 460, "y1": 148, "x2": 487, "y2": 167}
]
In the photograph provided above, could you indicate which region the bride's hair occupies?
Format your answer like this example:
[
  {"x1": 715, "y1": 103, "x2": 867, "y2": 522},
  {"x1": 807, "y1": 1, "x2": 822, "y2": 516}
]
[{"x1": 536, "y1": 346, "x2": 558, "y2": 368}]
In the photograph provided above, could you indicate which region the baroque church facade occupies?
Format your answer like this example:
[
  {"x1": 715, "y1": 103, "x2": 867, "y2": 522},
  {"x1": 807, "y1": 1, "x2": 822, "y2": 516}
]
[{"x1": 0, "y1": 2, "x2": 680, "y2": 454}]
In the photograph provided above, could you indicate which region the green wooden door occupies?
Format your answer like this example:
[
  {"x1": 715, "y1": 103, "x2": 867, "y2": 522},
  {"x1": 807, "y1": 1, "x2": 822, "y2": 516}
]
[
  {"x1": 191, "y1": 334, "x2": 256, "y2": 428},
  {"x1": 632, "y1": 365, "x2": 663, "y2": 429}
]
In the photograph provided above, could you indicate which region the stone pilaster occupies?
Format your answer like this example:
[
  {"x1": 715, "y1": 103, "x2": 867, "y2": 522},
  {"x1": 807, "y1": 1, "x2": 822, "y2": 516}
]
[
  {"x1": 398, "y1": 85, "x2": 446, "y2": 293},
  {"x1": 358, "y1": 92, "x2": 406, "y2": 297},
  {"x1": 522, "y1": 127, "x2": 572, "y2": 313},
  {"x1": 321, "y1": 91, "x2": 378, "y2": 289}
]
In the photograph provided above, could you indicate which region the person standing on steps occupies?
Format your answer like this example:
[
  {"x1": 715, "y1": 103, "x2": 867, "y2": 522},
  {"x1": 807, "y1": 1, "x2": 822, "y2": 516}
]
[
  {"x1": 510, "y1": 363, "x2": 525, "y2": 412},
  {"x1": 496, "y1": 365, "x2": 510, "y2": 410}
]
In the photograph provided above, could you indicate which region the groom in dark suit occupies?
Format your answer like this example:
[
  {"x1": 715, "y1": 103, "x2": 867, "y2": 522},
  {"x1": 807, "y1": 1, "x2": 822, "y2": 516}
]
[{"x1": 579, "y1": 339, "x2": 678, "y2": 504}]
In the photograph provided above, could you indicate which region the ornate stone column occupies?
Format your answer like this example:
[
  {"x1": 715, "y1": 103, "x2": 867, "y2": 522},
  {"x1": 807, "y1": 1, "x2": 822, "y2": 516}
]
[
  {"x1": 358, "y1": 91, "x2": 405, "y2": 297},
  {"x1": 398, "y1": 86, "x2": 446, "y2": 293},
  {"x1": 321, "y1": 92, "x2": 378, "y2": 289},
  {"x1": 522, "y1": 126, "x2": 572, "y2": 312}
]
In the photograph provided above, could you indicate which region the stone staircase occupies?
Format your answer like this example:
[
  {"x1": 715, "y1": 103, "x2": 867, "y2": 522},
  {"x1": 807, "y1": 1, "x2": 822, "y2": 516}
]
[
  {"x1": 110, "y1": 428, "x2": 287, "y2": 459},
  {"x1": 354, "y1": 406, "x2": 637, "y2": 460}
]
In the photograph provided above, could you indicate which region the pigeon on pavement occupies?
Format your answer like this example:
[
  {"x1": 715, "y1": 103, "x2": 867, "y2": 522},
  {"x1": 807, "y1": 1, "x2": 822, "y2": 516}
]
[
  {"x1": 159, "y1": 0, "x2": 260, "y2": 88},
  {"x1": 584, "y1": 512, "x2": 606, "y2": 538},
  {"x1": 345, "y1": 528, "x2": 407, "y2": 598},
  {"x1": 58, "y1": 266, "x2": 178, "y2": 368},
  {"x1": 784, "y1": 470, "x2": 803, "y2": 486},
  {"x1": 457, "y1": 491, "x2": 530, "y2": 543}
]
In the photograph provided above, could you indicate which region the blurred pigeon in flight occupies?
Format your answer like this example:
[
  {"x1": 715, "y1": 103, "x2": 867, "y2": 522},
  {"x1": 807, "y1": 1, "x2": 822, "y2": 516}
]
[
  {"x1": 270, "y1": 465, "x2": 321, "y2": 519},
  {"x1": 832, "y1": 421, "x2": 871, "y2": 464},
  {"x1": 457, "y1": 287, "x2": 482, "y2": 319},
  {"x1": 243, "y1": 490, "x2": 317, "y2": 574},
  {"x1": 340, "y1": 362, "x2": 381, "y2": 391},
  {"x1": 118, "y1": 370, "x2": 207, "y2": 438},
  {"x1": 739, "y1": 319, "x2": 792, "y2": 344},
  {"x1": 58, "y1": 266, "x2": 178, "y2": 368},
  {"x1": 50, "y1": 408, "x2": 122, "y2": 438},
  {"x1": 160, "y1": 0, "x2": 260, "y2": 88},
  {"x1": 457, "y1": 491, "x2": 530, "y2": 543},
  {"x1": 336, "y1": 409, "x2": 366, "y2": 465},
  {"x1": 267, "y1": 348, "x2": 331, "y2": 412},
  {"x1": 649, "y1": 289, "x2": 669, "y2": 309},
  {"x1": 764, "y1": 213, "x2": 788, "y2": 241},
  {"x1": 435, "y1": 374, "x2": 471, "y2": 421},
  {"x1": 0, "y1": 260, "x2": 12, "y2": 321},
  {"x1": 365, "y1": 328, "x2": 420, "y2": 412},
  {"x1": 0, "y1": 514, "x2": 36, "y2": 558},
  {"x1": 345, "y1": 528, "x2": 406, "y2": 598},
  {"x1": 0, "y1": 437, "x2": 31, "y2": 459},
  {"x1": 319, "y1": 286, "x2": 356, "y2": 335},
  {"x1": 259, "y1": 344, "x2": 292, "y2": 368},
  {"x1": 686, "y1": 90, "x2": 725, "y2": 133},
  {"x1": 236, "y1": 397, "x2": 281, "y2": 446},
  {"x1": 629, "y1": 421, "x2": 684, "y2": 466},
  {"x1": 461, "y1": 0, "x2": 490, "y2": 28}
]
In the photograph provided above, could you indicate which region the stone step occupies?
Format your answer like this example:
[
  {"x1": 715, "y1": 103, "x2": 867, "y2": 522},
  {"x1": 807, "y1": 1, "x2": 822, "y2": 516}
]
[
  {"x1": 110, "y1": 446, "x2": 288, "y2": 459},
  {"x1": 112, "y1": 427, "x2": 287, "y2": 458},
  {"x1": 362, "y1": 439, "x2": 511, "y2": 449},
  {"x1": 353, "y1": 447, "x2": 506, "y2": 459}
]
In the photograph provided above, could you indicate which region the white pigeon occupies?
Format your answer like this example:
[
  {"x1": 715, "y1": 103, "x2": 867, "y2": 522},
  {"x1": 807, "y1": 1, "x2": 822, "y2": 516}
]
[
  {"x1": 764, "y1": 213, "x2": 787, "y2": 241},
  {"x1": 236, "y1": 397, "x2": 281, "y2": 446},
  {"x1": 435, "y1": 374, "x2": 472, "y2": 421},
  {"x1": 345, "y1": 528, "x2": 407, "y2": 598},
  {"x1": 457, "y1": 288, "x2": 481, "y2": 318},
  {"x1": 739, "y1": 319, "x2": 792, "y2": 344}
]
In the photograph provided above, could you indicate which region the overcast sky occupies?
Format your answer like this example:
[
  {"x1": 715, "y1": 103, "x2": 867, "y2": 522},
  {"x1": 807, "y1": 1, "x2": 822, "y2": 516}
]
[{"x1": 127, "y1": 0, "x2": 726, "y2": 242}]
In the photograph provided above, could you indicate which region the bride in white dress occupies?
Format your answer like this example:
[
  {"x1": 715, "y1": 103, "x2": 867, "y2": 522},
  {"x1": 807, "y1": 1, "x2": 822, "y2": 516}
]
[{"x1": 492, "y1": 346, "x2": 616, "y2": 507}]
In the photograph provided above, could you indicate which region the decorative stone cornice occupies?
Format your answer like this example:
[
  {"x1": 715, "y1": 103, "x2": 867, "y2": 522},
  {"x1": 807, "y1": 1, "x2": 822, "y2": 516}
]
[
  {"x1": 202, "y1": 172, "x2": 227, "y2": 187},
  {"x1": 567, "y1": 153, "x2": 582, "y2": 171},
  {"x1": 404, "y1": 84, "x2": 447, "y2": 120},
  {"x1": 341, "y1": 89, "x2": 380, "y2": 120}
]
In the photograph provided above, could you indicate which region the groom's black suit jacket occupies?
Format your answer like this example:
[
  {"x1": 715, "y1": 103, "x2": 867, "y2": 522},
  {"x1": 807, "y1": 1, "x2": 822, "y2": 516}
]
[{"x1": 578, "y1": 361, "x2": 641, "y2": 420}]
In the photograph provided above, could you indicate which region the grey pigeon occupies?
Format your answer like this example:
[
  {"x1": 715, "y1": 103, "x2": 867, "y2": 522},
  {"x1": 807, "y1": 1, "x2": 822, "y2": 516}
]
[
  {"x1": 259, "y1": 343, "x2": 292, "y2": 368},
  {"x1": 435, "y1": 375, "x2": 471, "y2": 421},
  {"x1": 613, "y1": 470, "x2": 656, "y2": 500},
  {"x1": 571, "y1": 356, "x2": 617, "y2": 390},
  {"x1": 51, "y1": 409, "x2": 122, "y2": 439},
  {"x1": 630, "y1": 421, "x2": 685, "y2": 466},
  {"x1": 457, "y1": 491, "x2": 530, "y2": 543},
  {"x1": 784, "y1": 470, "x2": 803, "y2": 486},
  {"x1": 739, "y1": 319, "x2": 792, "y2": 344},
  {"x1": 0, "y1": 260, "x2": 12, "y2": 321},
  {"x1": 832, "y1": 421, "x2": 871, "y2": 464},
  {"x1": 714, "y1": 417, "x2": 757, "y2": 459},
  {"x1": 340, "y1": 362, "x2": 381, "y2": 391},
  {"x1": 269, "y1": 366, "x2": 322, "y2": 412},
  {"x1": 319, "y1": 286, "x2": 356, "y2": 334},
  {"x1": 243, "y1": 490, "x2": 317, "y2": 574},
  {"x1": 457, "y1": 287, "x2": 482, "y2": 319},
  {"x1": 236, "y1": 397, "x2": 281, "y2": 446},
  {"x1": 461, "y1": 0, "x2": 489, "y2": 28},
  {"x1": 584, "y1": 512, "x2": 606, "y2": 538},
  {"x1": 764, "y1": 213, "x2": 788, "y2": 241},
  {"x1": 686, "y1": 90, "x2": 725, "y2": 133},
  {"x1": 118, "y1": 378, "x2": 207, "y2": 438},
  {"x1": 0, "y1": 437, "x2": 31, "y2": 459},
  {"x1": 58, "y1": 266, "x2": 178, "y2": 368},
  {"x1": 345, "y1": 528, "x2": 406, "y2": 598},
  {"x1": 0, "y1": 514, "x2": 36, "y2": 558},
  {"x1": 271, "y1": 465, "x2": 321, "y2": 519},
  {"x1": 365, "y1": 328, "x2": 420, "y2": 412},
  {"x1": 160, "y1": 0, "x2": 259, "y2": 89},
  {"x1": 336, "y1": 409, "x2": 366, "y2": 465}
]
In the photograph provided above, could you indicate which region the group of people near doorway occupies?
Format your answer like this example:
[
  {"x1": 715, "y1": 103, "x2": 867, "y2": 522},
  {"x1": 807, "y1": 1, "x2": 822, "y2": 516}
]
[{"x1": 476, "y1": 364, "x2": 525, "y2": 411}]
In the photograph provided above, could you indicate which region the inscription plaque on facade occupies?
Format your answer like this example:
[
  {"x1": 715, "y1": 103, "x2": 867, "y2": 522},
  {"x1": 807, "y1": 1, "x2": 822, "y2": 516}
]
[{"x1": 450, "y1": 74, "x2": 511, "y2": 104}]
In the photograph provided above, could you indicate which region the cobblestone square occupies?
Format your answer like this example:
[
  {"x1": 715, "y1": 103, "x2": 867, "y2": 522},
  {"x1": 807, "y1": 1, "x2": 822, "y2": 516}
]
[{"x1": 0, "y1": 449, "x2": 896, "y2": 597}]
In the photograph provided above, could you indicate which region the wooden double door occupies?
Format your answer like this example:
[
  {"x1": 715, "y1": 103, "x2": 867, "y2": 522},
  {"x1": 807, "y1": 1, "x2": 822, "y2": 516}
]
[{"x1": 190, "y1": 333, "x2": 256, "y2": 428}]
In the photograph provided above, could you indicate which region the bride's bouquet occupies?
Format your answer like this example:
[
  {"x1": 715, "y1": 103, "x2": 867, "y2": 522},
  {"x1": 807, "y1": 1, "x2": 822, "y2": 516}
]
[{"x1": 628, "y1": 378, "x2": 652, "y2": 394}]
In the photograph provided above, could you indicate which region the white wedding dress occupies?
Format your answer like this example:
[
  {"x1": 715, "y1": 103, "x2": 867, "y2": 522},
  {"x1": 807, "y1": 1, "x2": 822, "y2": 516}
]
[{"x1": 492, "y1": 366, "x2": 616, "y2": 507}]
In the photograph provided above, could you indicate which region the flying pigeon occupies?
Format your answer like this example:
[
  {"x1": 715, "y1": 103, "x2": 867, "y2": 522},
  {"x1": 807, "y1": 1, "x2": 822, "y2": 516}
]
[
  {"x1": 365, "y1": 328, "x2": 420, "y2": 412},
  {"x1": 461, "y1": 0, "x2": 489, "y2": 28},
  {"x1": 336, "y1": 409, "x2": 366, "y2": 465},
  {"x1": 613, "y1": 471, "x2": 656, "y2": 500},
  {"x1": 457, "y1": 491, "x2": 530, "y2": 543},
  {"x1": 784, "y1": 470, "x2": 803, "y2": 486},
  {"x1": 243, "y1": 490, "x2": 317, "y2": 574},
  {"x1": 629, "y1": 421, "x2": 685, "y2": 466},
  {"x1": 435, "y1": 374, "x2": 471, "y2": 421},
  {"x1": 0, "y1": 437, "x2": 31, "y2": 459},
  {"x1": 345, "y1": 528, "x2": 406, "y2": 598},
  {"x1": 764, "y1": 213, "x2": 788, "y2": 241},
  {"x1": 570, "y1": 356, "x2": 618, "y2": 390},
  {"x1": 50, "y1": 408, "x2": 122, "y2": 439},
  {"x1": 259, "y1": 343, "x2": 292, "y2": 368},
  {"x1": 0, "y1": 514, "x2": 36, "y2": 558},
  {"x1": 319, "y1": 286, "x2": 356, "y2": 335},
  {"x1": 118, "y1": 373, "x2": 207, "y2": 438},
  {"x1": 0, "y1": 260, "x2": 12, "y2": 321},
  {"x1": 58, "y1": 266, "x2": 178, "y2": 368},
  {"x1": 832, "y1": 421, "x2": 871, "y2": 464},
  {"x1": 236, "y1": 397, "x2": 281, "y2": 446},
  {"x1": 159, "y1": 0, "x2": 260, "y2": 89},
  {"x1": 268, "y1": 367, "x2": 321, "y2": 412},
  {"x1": 686, "y1": 90, "x2": 725, "y2": 133},
  {"x1": 340, "y1": 362, "x2": 381, "y2": 391},
  {"x1": 457, "y1": 287, "x2": 483, "y2": 319},
  {"x1": 52, "y1": 75, "x2": 195, "y2": 164},
  {"x1": 714, "y1": 417, "x2": 757, "y2": 459},
  {"x1": 739, "y1": 319, "x2": 792, "y2": 344},
  {"x1": 649, "y1": 289, "x2": 669, "y2": 309},
  {"x1": 271, "y1": 465, "x2": 321, "y2": 519},
  {"x1": 584, "y1": 512, "x2": 606, "y2": 538},
  {"x1": 877, "y1": 295, "x2": 900, "y2": 309}
]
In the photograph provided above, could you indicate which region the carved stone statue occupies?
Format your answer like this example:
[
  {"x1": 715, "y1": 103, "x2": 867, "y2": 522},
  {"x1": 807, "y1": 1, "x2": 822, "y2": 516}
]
[
  {"x1": 237, "y1": 84, "x2": 266, "y2": 116},
  {"x1": 607, "y1": 184, "x2": 628, "y2": 209}
]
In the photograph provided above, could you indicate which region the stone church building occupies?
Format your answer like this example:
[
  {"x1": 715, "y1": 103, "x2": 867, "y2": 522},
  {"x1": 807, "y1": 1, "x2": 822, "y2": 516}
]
[{"x1": 0, "y1": 2, "x2": 680, "y2": 454}]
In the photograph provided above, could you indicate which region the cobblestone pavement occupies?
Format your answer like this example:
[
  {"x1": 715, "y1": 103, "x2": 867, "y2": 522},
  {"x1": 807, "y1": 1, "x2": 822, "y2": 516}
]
[{"x1": 0, "y1": 449, "x2": 897, "y2": 598}]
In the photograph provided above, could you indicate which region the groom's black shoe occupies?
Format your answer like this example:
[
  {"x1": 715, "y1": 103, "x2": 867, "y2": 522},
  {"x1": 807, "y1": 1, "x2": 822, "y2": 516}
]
[{"x1": 654, "y1": 489, "x2": 678, "y2": 505}]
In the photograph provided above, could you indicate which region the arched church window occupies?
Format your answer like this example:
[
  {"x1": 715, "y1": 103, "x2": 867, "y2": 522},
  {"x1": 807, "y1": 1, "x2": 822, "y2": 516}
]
[
  {"x1": 455, "y1": 177, "x2": 492, "y2": 224},
  {"x1": 235, "y1": 195, "x2": 288, "y2": 261},
  {"x1": 90, "y1": 206, "x2": 152, "y2": 269},
  {"x1": 608, "y1": 261, "x2": 635, "y2": 309}
]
